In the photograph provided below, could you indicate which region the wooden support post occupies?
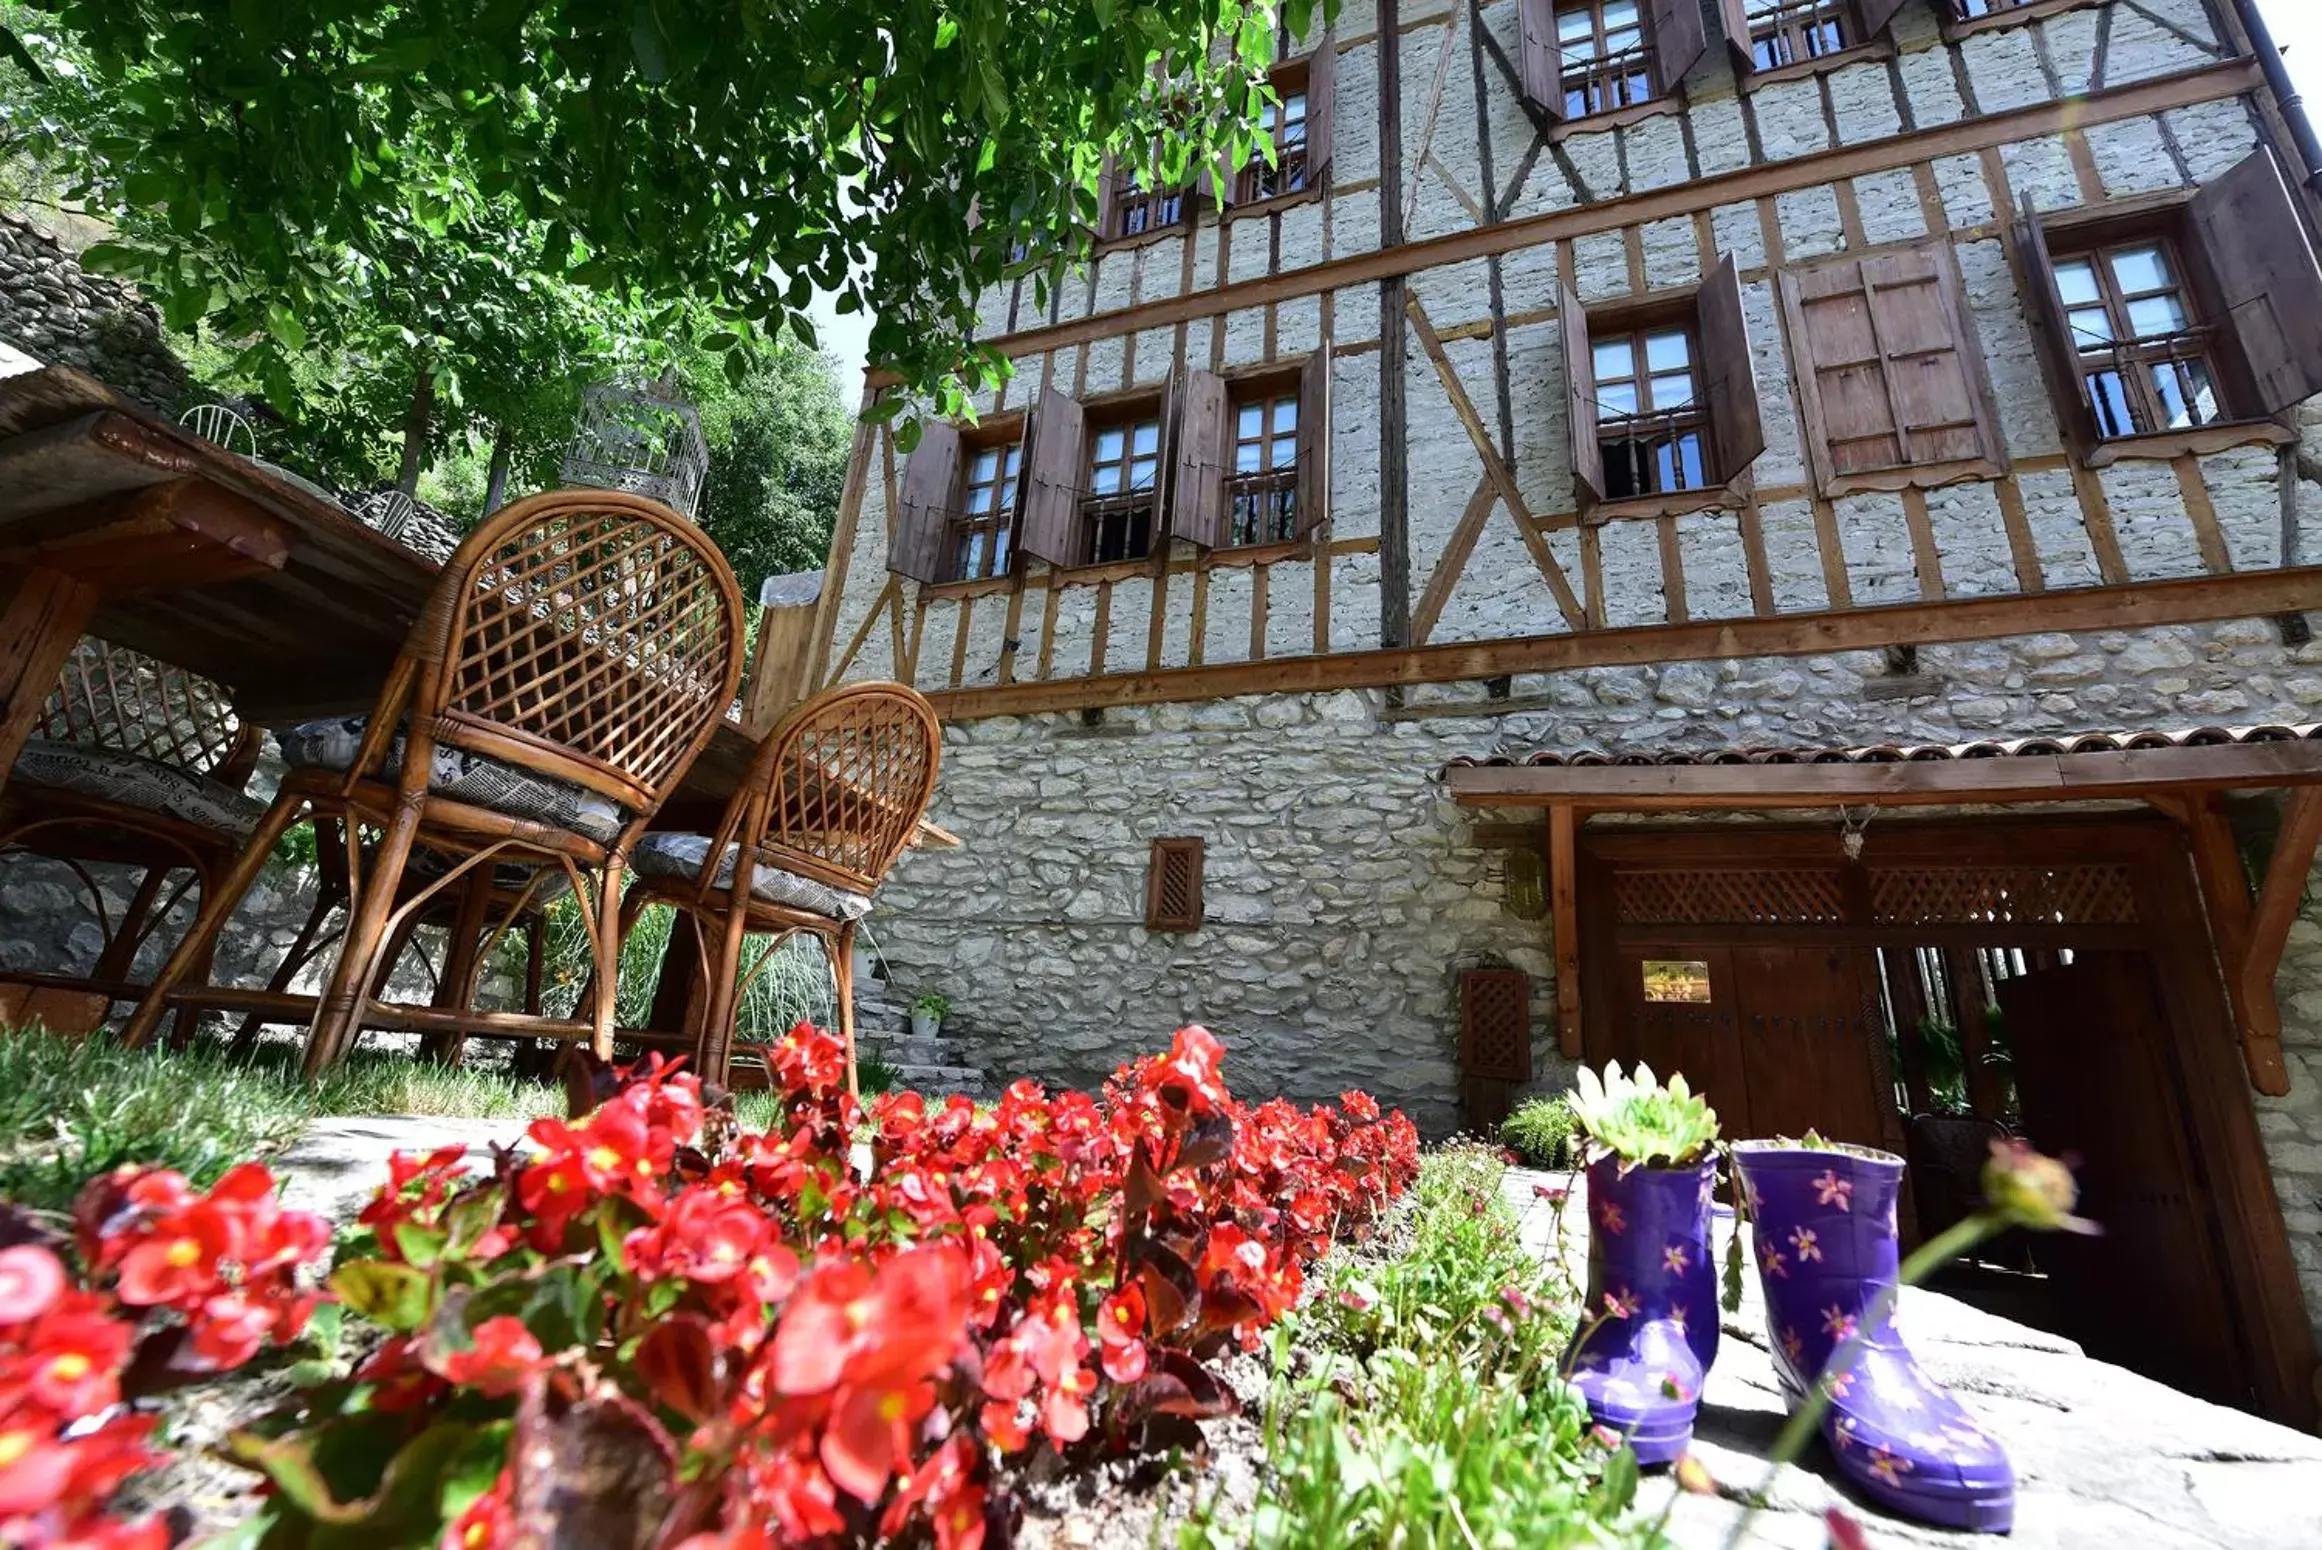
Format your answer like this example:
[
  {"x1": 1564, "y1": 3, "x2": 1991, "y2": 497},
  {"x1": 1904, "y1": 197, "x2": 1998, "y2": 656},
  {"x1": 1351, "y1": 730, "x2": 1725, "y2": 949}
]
[
  {"x1": 1548, "y1": 804, "x2": 1582, "y2": 1060},
  {"x1": 2238, "y1": 787, "x2": 2322, "y2": 1097},
  {"x1": 0, "y1": 566, "x2": 96, "y2": 791},
  {"x1": 2183, "y1": 794, "x2": 2289, "y2": 1095}
]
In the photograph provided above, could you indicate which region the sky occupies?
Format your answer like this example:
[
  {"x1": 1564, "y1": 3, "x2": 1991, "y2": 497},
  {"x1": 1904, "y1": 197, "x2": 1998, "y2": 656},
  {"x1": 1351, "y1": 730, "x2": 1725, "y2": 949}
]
[{"x1": 804, "y1": 4, "x2": 2322, "y2": 389}]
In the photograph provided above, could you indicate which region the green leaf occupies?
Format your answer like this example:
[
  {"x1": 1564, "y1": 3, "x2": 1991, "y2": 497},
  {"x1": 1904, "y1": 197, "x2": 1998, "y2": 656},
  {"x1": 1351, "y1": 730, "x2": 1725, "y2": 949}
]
[
  {"x1": 441, "y1": 1188, "x2": 503, "y2": 1262},
  {"x1": 1595, "y1": 1443, "x2": 1639, "y2": 1513},
  {"x1": 265, "y1": 302, "x2": 309, "y2": 352},
  {"x1": 630, "y1": 9, "x2": 669, "y2": 82},
  {"x1": 392, "y1": 1221, "x2": 448, "y2": 1269},
  {"x1": 76, "y1": 242, "x2": 145, "y2": 277},
  {"x1": 329, "y1": 1261, "x2": 436, "y2": 1332}
]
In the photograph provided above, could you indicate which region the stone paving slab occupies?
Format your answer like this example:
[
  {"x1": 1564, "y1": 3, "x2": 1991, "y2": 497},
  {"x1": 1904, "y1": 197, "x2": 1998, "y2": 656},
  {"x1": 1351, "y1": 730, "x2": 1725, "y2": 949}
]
[
  {"x1": 1502, "y1": 1167, "x2": 2322, "y2": 1550},
  {"x1": 269, "y1": 1114, "x2": 534, "y2": 1224}
]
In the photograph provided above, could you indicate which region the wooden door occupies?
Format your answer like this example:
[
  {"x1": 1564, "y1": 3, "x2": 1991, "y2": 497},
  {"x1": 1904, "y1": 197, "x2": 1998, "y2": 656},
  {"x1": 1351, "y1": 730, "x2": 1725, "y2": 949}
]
[
  {"x1": 1616, "y1": 945, "x2": 1749, "y2": 1131},
  {"x1": 1998, "y1": 953, "x2": 2253, "y2": 1407},
  {"x1": 1726, "y1": 945, "x2": 1889, "y2": 1147}
]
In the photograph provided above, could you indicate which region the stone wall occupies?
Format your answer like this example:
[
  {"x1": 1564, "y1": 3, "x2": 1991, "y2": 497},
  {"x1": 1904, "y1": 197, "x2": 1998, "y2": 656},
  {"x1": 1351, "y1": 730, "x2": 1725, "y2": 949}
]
[{"x1": 0, "y1": 213, "x2": 185, "y2": 413}]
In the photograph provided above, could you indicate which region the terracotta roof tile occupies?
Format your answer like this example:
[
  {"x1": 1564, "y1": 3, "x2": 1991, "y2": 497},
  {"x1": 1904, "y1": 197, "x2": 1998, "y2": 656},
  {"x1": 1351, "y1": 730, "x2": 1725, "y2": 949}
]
[{"x1": 1440, "y1": 724, "x2": 2322, "y2": 772}]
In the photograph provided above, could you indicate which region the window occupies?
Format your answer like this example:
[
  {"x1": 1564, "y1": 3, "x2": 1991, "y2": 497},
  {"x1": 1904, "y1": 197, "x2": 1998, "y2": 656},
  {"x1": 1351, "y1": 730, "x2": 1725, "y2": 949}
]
[
  {"x1": 949, "y1": 441, "x2": 1022, "y2": 581},
  {"x1": 1146, "y1": 838, "x2": 1205, "y2": 932},
  {"x1": 1228, "y1": 389, "x2": 1301, "y2": 545},
  {"x1": 1243, "y1": 88, "x2": 1310, "y2": 201},
  {"x1": 1591, "y1": 326, "x2": 1709, "y2": 498},
  {"x1": 1951, "y1": 0, "x2": 2033, "y2": 14},
  {"x1": 1519, "y1": 0, "x2": 1703, "y2": 122},
  {"x1": 2018, "y1": 149, "x2": 2322, "y2": 462},
  {"x1": 1743, "y1": 0, "x2": 1847, "y2": 68},
  {"x1": 1564, "y1": 254, "x2": 1765, "y2": 514},
  {"x1": 1227, "y1": 41, "x2": 1334, "y2": 208},
  {"x1": 2049, "y1": 240, "x2": 2223, "y2": 440},
  {"x1": 1779, "y1": 242, "x2": 2008, "y2": 496},
  {"x1": 1109, "y1": 175, "x2": 1183, "y2": 240},
  {"x1": 1643, "y1": 961, "x2": 1714, "y2": 1005},
  {"x1": 1081, "y1": 413, "x2": 1163, "y2": 563},
  {"x1": 1557, "y1": 2, "x2": 1654, "y2": 118}
]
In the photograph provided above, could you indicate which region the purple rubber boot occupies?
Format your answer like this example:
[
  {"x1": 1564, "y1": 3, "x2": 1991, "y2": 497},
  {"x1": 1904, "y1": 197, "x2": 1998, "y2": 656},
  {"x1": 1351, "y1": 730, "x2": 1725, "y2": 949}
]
[
  {"x1": 1561, "y1": 1153, "x2": 1718, "y2": 1465},
  {"x1": 1732, "y1": 1141, "x2": 2015, "y2": 1533}
]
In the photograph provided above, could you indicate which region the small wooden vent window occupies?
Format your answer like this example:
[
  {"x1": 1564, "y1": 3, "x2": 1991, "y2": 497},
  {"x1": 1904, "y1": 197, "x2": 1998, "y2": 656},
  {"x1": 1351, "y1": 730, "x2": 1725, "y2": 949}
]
[
  {"x1": 1779, "y1": 241, "x2": 2007, "y2": 497},
  {"x1": 1459, "y1": 969, "x2": 1533, "y2": 1083},
  {"x1": 2019, "y1": 148, "x2": 2322, "y2": 463},
  {"x1": 1564, "y1": 254, "x2": 1764, "y2": 517},
  {"x1": 1518, "y1": 0, "x2": 1705, "y2": 123},
  {"x1": 1146, "y1": 838, "x2": 1205, "y2": 932},
  {"x1": 1716, "y1": 0, "x2": 1909, "y2": 77}
]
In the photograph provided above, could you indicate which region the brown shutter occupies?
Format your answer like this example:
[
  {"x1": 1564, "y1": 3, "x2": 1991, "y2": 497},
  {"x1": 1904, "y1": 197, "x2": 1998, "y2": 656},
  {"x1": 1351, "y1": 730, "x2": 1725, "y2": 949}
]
[
  {"x1": 2187, "y1": 147, "x2": 2322, "y2": 415},
  {"x1": 1304, "y1": 34, "x2": 1337, "y2": 186},
  {"x1": 1296, "y1": 347, "x2": 1332, "y2": 536},
  {"x1": 1096, "y1": 158, "x2": 1123, "y2": 239},
  {"x1": 1718, "y1": 0, "x2": 1756, "y2": 75},
  {"x1": 1017, "y1": 387, "x2": 1086, "y2": 567},
  {"x1": 1146, "y1": 838, "x2": 1205, "y2": 931},
  {"x1": 1650, "y1": 0, "x2": 1709, "y2": 93},
  {"x1": 888, "y1": 419, "x2": 960, "y2": 583},
  {"x1": 1516, "y1": 0, "x2": 1567, "y2": 120},
  {"x1": 1563, "y1": 280, "x2": 1603, "y2": 511},
  {"x1": 1698, "y1": 254, "x2": 1765, "y2": 483},
  {"x1": 1781, "y1": 243, "x2": 2003, "y2": 490},
  {"x1": 2015, "y1": 210, "x2": 2100, "y2": 453},
  {"x1": 1853, "y1": 0, "x2": 1914, "y2": 40},
  {"x1": 1169, "y1": 369, "x2": 1232, "y2": 548},
  {"x1": 1459, "y1": 969, "x2": 1532, "y2": 1083}
]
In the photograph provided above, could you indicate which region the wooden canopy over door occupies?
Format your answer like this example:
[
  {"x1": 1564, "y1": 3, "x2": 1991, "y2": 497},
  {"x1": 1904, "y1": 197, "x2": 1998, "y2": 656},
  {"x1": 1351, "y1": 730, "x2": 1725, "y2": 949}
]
[{"x1": 1572, "y1": 815, "x2": 2317, "y2": 1429}]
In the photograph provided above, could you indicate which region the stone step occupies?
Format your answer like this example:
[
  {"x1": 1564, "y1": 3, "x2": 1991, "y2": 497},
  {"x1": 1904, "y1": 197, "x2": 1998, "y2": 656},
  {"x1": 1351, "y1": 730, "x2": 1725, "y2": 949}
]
[
  {"x1": 860, "y1": 1035, "x2": 978, "y2": 1066},
  {"x1": 886, "y1": 1062, "x2": 992, "y2": 1097}
]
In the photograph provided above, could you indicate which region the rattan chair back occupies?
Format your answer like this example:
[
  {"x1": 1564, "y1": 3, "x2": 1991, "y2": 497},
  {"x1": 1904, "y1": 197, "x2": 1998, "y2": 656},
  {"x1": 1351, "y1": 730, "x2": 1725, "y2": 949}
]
[
  {"x1": 720, "y1": 681, "x2": 942, "y2": 898},
  {"x1": 407, "y1": 490, "x2": 747, "y2": 818},
  {"x1": 39, "y1": 637, "x2": 252, "y2": 780}
]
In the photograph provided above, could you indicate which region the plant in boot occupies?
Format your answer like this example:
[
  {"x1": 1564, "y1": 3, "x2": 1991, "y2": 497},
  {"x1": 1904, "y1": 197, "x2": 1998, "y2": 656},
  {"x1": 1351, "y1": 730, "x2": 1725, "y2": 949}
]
[
  {"x1": 1567, "y1": 1061, "x2": 1719, "y2": 1170},
  {"x1": 1730, "y1": 1137, "x2": 2031, "y2": 1534},
  {"x1": 1558, "y1": 1062, "x2": 1722, "y2": 1467}
]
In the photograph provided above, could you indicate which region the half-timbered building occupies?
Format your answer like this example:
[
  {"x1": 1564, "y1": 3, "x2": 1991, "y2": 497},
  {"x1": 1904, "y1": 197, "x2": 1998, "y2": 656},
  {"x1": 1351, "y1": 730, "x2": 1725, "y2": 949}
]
[{"x1": 802, "y1": 0, "x2": 2322, "y2": 1426}]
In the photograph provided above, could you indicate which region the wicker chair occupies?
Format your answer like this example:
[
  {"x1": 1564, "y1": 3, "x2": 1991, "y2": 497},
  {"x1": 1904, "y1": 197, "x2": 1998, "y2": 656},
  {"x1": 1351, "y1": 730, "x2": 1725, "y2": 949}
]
[
  {"x1": 123, "y1": 490, "x2": 747, "y2": 1074},
  {"x1": 620, "y1": 682, "x2": 941, "y2": 1092},
  {"x1": 0, "y1": 639, "x2": 263, "y2": 1036}
]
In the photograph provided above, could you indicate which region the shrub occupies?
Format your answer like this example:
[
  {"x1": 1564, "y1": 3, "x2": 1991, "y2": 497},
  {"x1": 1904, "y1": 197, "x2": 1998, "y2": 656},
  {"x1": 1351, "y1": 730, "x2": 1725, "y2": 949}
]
[
  {"x1": 1501, "y1": 1095, "x2": 1578, "y2": 1170},
  {"x1": 227, "y1": 1024, "x2": 1419, "y2": 1548}
]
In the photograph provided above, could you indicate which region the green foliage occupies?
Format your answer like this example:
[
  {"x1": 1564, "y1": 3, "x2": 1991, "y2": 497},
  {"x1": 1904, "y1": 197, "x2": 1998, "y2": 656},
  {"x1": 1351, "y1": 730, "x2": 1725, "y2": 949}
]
[
  {"x1": 685, "y1": 342, "x2": 855, "y2": 597},
  {"x1": 910, "y1": 991, "x2": 951, "y2": 1022},
  {"x1": 1194, "y1": 1147, "x2": 1656, "y2": 1550},
  {"x1": 3, "y1": 0, "x2": 1328, "y2": 418},
  {"x1": 1501, "y1": 1094, "x2": 1578, "y2": 1170},
  {"x1": 1566, "y1": 1061, "x2": 1719, "y2": 1170},
  {"x1": 522, "y1": 893, "x2": 841, "y2": 1043},
  {"x1": 0, "y1": 1032, "x2": 563, "y2": 1211}
]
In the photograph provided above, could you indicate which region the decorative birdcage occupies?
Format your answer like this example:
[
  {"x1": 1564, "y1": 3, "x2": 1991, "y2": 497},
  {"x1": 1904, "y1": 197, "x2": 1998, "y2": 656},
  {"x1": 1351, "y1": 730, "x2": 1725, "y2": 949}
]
[{"x1": 559, "y1": 379, "x2": 709, "y2": 519}]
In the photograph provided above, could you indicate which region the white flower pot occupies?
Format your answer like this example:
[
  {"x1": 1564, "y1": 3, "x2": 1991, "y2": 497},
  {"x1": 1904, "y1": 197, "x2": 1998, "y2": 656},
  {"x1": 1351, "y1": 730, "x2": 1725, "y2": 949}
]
[{"x1": 911, "y1": 1011, "x2": 942, "y2": 1041}]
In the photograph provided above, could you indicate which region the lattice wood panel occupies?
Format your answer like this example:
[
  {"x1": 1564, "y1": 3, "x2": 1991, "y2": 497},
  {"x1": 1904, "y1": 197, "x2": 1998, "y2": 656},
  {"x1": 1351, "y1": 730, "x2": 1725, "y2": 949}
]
[
  {"x1": 41, "y1": 637, "x2": 242, "y2": 775},
  {"x1": 1615, "y1": 868, "x2": 1849, "y2": 925},
  {"x1": 1459, "y1": 969, "x2": 1532, "y2": 1083},
  {"x1": 1869, "y1": 864, "x2": 2139, "y2": 927},
  {"x1": 1146, "y1": 838, "x2": 1205, "y2": 932}
]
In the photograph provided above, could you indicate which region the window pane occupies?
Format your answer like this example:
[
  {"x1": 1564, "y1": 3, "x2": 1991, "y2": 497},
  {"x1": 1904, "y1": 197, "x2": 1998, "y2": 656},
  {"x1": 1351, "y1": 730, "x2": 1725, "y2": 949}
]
[
  {"x1": 1273, "y1": 435, "x2": 1299, "y2": 465},
  {"x1": 1599, "y1": 380, "x2": 1639, "y2": 416},
  {"x1": 965, "y1": 486, "x2": 993, "y2": 514},
  {"x1": 2066, "y1": 305, "x2": 2115, "y2": 348},
  {"x1": 1131, "y1": 456, "x2": 1158, "y2": 489},
  {"x1": 1643, "y1": 961, "x2": 1712, "y2": 1005},
  {"x1": 1283, "y1": 93, "x2": 1306, "y2": 124},
  {"x1": 993, "y1": 530, "x2": 1011, "y2": 570},
  {"x1": 2088, "y1": 370, "x2": 2136, "y2": 439},
  {"x1": 1558, "y1": 8, "x2": 1595, "y2": 41},
  {"x1": 1238, "y1": 404, "x2": 1264, "y2": 437},
  {"x1": 1593, "y1": 340, "x2": 1636, "y2": 381},
  {"x1": 1237, "y1": 442, "x2": 1263, "y2": 473},
  {"x1": 2108, "y1": 246, "x2": 2172, "y2": 295},
  {"x1": 1132, "y1": 422, "x2": 1159, "y2": 455},
  {"x1": 998, "y1": 477, "x2": 1019, "y2": 507},
  {"x1": 2124, "y1": 293, "x2": 2188, "y2": 339},
  {"x1": 1092, "y1": 465, "x2": 1120, "y2": 494},
  {"x1": 1652, "y1": 371, "x2": 1695, "y2": 408},
  {"x1": 1095, "y1": 428, "x2": 1125, "y2": 461},
  {"x1": 970, "y1": 449, "x2": 1000, "y2": 480},
  {"x1": 1272, "y1": 398, "x2": 1298, "y2": 433},
  {"x1": 1605, "y1": 1, "x2": 1640, "y2": 26},
  {"x1": 1644, "y1": 331, "x2": 1691, "y2": 372},
  {"x1": 2053, "y1": 259, "x2": 2102, "y2": 306},
  {"x1": 2152, "y1": 358, "x2": 2220, "y2": 430}
]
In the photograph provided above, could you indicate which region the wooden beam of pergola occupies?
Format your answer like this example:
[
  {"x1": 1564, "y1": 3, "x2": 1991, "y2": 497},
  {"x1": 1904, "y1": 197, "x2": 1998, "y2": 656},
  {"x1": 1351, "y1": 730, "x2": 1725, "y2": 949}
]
[{"x1": 1444, "y1": 738, "x2": 2322, "y2": 811}]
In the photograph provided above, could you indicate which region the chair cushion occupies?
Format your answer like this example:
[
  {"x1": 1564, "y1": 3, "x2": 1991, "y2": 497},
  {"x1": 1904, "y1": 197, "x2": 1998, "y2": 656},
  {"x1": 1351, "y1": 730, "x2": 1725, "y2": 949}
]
[
  {"x1": 278, "y1": 716, "x2": 625, "y2": 846},
  {"x1": 9, "y1": 741, "x2": 265, "y2": 838},
  {"x1": 631, "y1": 832, "x2": 875, "y2": 921},
  {"x1": 390, "y1": 845, "x2": 575, "y2": 905}
]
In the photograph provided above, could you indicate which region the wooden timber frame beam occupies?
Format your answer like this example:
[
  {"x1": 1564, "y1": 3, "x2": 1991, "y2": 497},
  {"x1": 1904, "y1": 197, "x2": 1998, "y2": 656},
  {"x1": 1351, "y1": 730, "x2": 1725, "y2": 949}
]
[
  {"x1": 1547, "y1": 804, "x2": 1581, "y2": 1060},
  {"x1": 923, "y1": 564, "x2": 2322, "y2": 721},
  {"x1": 2170, "y1": 788, "x2": 2322, "y2": 1095}
]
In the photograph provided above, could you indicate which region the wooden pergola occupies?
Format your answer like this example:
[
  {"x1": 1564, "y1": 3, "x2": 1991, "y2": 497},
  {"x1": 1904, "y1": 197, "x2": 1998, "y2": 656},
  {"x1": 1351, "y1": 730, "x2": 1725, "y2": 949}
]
[{"x1": 1444, "y1": 729, "x2": 2322, "y2": 1096}]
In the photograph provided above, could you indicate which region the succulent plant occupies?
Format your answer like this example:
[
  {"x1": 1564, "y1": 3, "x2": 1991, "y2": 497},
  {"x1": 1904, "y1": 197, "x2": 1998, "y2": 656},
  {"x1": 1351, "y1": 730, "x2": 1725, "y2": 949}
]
[{"x1": 1565, "y1": 1060, "x2": 1721, "y2": 1170}]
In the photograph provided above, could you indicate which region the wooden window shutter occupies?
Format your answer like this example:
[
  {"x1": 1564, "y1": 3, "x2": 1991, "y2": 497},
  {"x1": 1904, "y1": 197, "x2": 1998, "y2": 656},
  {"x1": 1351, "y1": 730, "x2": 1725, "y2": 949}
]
[
  {"x1": 1515, "y1": 0, "x2": 1568, "y2": 120},
  {"x1": 1780, "y1": 242, "x2": 2005, "y2": 493},
  {"x1": 1017, "y1": 387, "x2": 1086, "y2": 567},
  {"x1": 1459, "y1": 969, "x2": 1532, "y2": 1083},
  {"x1": 1698, "y1": 253, "x2": 1766, "y2": 484},
  {"x1": 1853, "y1": 0, "x2": 1914, "y2": 40},
  {"x1": 1304, "y1": 34, "x2": 1337, "y2": 185},
  {"x1": 1717, "y1": 0, "x2": 1757, "y2": 75},
  {"x1": 889, "y1": 419, "x2": 961, "y2": 583},
  {"x1": 1649, "y1": 0, "x2": 1709, "y2": 93},
  {"x1": 2187, "y1": 147, "x2": 2322, "y2": 415},
  {"x1": 1168, "y1": 369, "x2": 1232, "y2": 548},
  {"x1": 1562, "y1": 280, "x2": 1603, "y2": 512},
  {"x1": 1146, "y1": 837, "x2": 1205, "y2": 931},
  {"x1": 2015, "y1": 209, "x2": 2101, "y2": 454},
  {"x1": 1296, "y1": 347, "x2": 1332, "y2": 536}
]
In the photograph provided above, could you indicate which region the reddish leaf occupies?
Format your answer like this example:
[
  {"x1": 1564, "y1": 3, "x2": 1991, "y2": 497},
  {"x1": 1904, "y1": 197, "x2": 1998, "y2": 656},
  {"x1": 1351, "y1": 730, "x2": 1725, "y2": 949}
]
[
  {"x1": 1172, "y1": 1114, "x2": 1236, "y2": 1174},
  {"x1": 635, "y1": 1316, "x2": 720, "y2": 1423},
  {"x1": 511, "y1": 1378, "x2": 677, "y2": 1550},
  {"x1": 1132, "y1": 1242, "x2": 1200, "y2": 1338},
  {"x1": 1123, "y1": 1146, "x2": 1166, "y2": 1222},
  {"x1": 1149, "y1": 1349, "x2": 1238, "y2": 1419}
]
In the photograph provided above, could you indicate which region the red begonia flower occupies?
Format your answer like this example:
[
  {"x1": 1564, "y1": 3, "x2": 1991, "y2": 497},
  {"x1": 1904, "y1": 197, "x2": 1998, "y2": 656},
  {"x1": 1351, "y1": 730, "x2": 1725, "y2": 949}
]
[
  {"x1": 437, "y1": 1316, "x2": 545, "y2": 1397},
  {"x1": 0, "y1": 1244, "x2": 65, "y2": 1325}
]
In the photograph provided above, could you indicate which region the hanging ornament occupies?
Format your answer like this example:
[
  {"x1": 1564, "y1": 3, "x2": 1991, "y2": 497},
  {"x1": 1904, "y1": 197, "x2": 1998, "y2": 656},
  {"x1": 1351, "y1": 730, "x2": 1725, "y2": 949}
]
[{"x1": 1840, "y1": 804, "x2": 1871, "y2": 862}]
